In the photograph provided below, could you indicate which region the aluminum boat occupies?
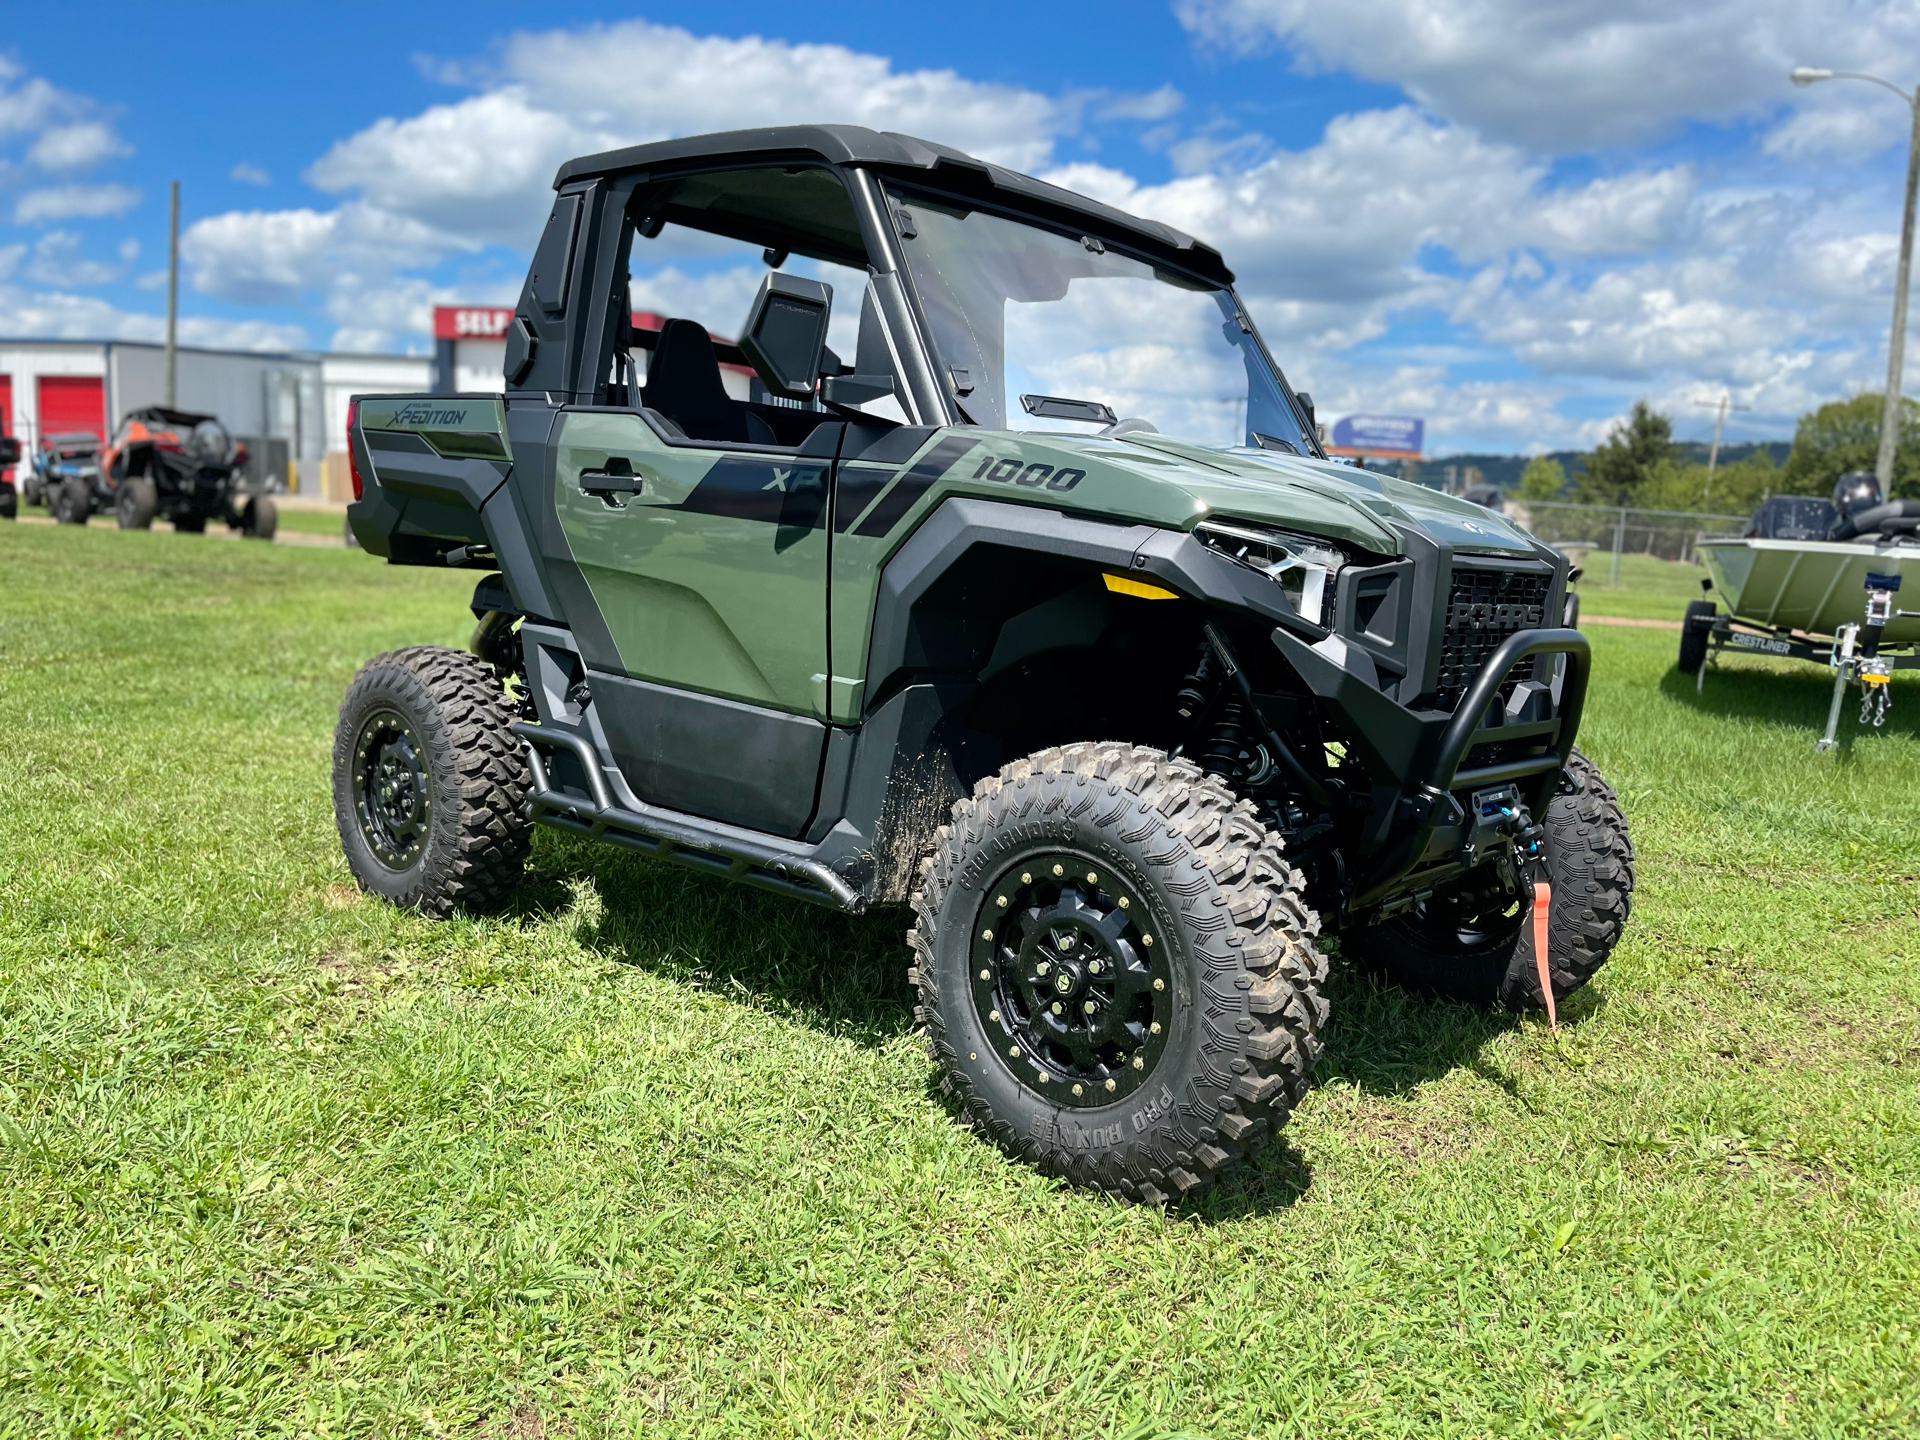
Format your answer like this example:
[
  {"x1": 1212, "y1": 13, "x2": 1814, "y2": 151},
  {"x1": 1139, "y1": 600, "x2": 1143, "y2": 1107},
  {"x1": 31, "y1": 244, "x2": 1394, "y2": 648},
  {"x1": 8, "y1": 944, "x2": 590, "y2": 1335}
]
[{"x1": 1698, "y1": 536, "x2": 1920, "y2": 643}]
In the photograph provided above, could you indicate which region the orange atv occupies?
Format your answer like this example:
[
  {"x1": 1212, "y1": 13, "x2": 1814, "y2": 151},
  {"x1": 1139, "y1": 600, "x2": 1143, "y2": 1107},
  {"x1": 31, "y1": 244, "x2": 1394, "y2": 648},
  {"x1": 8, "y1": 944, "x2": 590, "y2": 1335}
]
[{"x1": 104, "y1": 407, "x2": 276, "y2": 538}]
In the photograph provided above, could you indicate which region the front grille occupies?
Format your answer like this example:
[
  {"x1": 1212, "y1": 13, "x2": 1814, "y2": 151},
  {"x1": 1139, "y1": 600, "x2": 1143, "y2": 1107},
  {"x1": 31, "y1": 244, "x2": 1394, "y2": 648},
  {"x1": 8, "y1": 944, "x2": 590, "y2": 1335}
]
[{"x1": 1433, "y1": 565, "x2": 1552, "y2": 711}]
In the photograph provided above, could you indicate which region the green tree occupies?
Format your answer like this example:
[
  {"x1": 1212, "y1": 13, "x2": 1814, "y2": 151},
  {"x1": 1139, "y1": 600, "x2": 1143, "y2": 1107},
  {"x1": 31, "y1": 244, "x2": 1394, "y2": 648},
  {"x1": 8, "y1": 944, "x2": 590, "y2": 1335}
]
[
  {"x1": 1516, "y1": 456, "x2": 1566, "y2": 502},
  {"x1": 1576, "y1": 400, "x2": 1674, "y2": 505},
  {"x1": 1779, "y1": 393, "x2": 1920, "y2": 498},
  {"x1": 1634, "y1": 449, "x2": 1777, "y2": 516}
]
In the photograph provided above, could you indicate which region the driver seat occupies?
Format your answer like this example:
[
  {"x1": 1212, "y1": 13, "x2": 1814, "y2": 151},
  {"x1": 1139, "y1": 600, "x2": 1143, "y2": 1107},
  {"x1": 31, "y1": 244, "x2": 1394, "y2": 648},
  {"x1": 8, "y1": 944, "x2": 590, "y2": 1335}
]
[{"x1": 641, "y1": 318, "x2": 774, "y2": 445}]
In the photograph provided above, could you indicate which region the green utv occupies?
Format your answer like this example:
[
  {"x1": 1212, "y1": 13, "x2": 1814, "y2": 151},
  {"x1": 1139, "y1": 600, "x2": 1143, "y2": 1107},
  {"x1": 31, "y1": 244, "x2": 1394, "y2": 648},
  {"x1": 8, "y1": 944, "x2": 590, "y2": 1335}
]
[{"x1": 336, "y1": 126, "x2": 1632, "y2": 1204}]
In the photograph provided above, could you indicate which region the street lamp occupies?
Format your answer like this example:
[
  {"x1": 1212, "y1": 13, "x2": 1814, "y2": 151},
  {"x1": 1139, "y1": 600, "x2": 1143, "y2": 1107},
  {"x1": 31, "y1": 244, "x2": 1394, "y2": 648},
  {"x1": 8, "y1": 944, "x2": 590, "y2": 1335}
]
[{"x1": 1792, "y1": 66, "x2": 1920, "y2": 490}]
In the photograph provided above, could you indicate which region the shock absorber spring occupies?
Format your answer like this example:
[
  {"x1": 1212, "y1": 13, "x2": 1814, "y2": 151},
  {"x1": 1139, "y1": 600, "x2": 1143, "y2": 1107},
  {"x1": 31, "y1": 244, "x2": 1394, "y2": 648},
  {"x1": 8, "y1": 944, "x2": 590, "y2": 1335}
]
[{"x1": 1190, "y1": 695, "x2": 1267, "y2": 783}]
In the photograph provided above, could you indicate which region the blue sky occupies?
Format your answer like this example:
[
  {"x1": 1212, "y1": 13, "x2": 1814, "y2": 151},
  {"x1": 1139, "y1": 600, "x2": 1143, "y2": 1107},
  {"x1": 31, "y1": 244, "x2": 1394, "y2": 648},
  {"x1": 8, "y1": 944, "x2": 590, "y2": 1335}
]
[{"x1": 1, "y1": 0, "x2": 1914, "y2": 455}]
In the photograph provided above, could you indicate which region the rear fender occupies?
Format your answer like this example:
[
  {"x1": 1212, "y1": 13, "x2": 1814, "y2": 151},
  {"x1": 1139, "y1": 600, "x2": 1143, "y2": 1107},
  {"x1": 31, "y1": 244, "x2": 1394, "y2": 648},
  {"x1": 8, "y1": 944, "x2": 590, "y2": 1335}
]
[{"x1": 348, "y1": 394, "x2": 559, "y2": 620}]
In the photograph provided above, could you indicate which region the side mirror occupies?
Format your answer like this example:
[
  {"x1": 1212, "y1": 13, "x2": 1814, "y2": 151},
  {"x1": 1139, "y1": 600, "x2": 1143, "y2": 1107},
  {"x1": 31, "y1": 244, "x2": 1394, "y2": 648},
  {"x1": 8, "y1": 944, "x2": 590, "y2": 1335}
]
[
  {"x1": 740, "y1": 272, "x2": 832, "y2": 400},
  {"x1": 0, "y1": 436, "x2": 18, "y2": 467},
  {"x1": 1295, "y1": 391, "x2": 1315, "y2": 425},
  {"x1": 821, "y1": 374, "x2": 894, "y2": 406}
]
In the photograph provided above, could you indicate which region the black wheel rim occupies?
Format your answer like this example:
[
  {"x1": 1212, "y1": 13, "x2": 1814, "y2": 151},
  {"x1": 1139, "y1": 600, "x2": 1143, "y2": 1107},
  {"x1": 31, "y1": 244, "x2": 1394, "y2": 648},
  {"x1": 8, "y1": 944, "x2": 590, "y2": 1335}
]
[
  {"x1": 971, "y1": 851, "x2": 1172, "y2": 1108},
  {"x1": 352, "y1": 708, "x2": 431, "y2": 870}
]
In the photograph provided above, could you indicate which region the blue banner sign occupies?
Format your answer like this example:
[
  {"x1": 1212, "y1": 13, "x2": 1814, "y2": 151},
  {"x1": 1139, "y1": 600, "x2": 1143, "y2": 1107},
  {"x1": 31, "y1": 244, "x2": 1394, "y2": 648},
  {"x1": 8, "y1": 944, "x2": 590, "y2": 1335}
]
[{"x1": 1329, "y1": 414, "x2": 1425, "y2": 456}]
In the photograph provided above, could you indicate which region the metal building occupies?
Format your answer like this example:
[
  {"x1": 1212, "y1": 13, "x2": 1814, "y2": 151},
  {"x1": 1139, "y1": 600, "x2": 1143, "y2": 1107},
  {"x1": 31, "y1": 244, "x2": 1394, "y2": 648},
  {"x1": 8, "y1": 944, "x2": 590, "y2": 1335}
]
[{"x1": 0, "y1": 338, "x2": 428, "y2": 495}]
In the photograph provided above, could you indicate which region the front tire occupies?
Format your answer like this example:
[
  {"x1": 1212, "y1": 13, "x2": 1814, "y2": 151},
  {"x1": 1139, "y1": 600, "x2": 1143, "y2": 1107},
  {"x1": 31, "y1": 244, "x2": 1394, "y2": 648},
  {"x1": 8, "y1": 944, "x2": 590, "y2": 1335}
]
[
  {"x1": 117, "y1": 479, "x2": 158, "y2": 529},
  {"x1": 332, "y1": 645, "x2": 532, "y2": 917},
  {"x1": 910, "y1": 743, "x2": 1327, "y2": 1205},
  {"x1": 1348, "y1": 748, "x2": 1633, "y2": 1012},
  {"x1": 52, "y1": 480, "x2": 90, "y2": 524}
]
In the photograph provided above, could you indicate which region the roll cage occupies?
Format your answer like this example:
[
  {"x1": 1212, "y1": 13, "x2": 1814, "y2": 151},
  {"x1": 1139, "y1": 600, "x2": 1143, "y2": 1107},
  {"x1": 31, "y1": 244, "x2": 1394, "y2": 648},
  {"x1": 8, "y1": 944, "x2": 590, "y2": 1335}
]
[{"x1": 503, "y1": 125, "x2": 1322, "y2": 456}]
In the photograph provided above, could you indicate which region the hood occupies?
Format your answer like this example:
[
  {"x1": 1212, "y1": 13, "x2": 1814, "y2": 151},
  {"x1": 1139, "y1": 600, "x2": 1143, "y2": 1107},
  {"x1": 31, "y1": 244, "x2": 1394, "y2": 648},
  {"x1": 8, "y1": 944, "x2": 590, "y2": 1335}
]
[
  {"x1": 970, "y1": 430, "x2": 1541, "y2": 559},
  {"x1": 1112, "y1": 435, "x2": 1541, "y2": 557}
]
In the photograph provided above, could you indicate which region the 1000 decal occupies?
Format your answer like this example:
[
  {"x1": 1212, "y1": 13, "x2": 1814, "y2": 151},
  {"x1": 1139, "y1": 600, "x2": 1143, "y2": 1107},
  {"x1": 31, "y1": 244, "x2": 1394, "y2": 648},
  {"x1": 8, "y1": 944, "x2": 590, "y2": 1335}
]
[{"x1": 969, "y1": 455, "x2": 1086, "y2": 492}]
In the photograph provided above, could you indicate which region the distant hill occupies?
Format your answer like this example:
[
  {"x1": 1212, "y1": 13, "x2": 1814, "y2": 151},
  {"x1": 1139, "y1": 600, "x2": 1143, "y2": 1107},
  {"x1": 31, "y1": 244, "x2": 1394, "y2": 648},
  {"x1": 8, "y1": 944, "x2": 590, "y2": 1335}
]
[{"x1": 1366, "y1": 441, "x2": 1792, "y2": 491}]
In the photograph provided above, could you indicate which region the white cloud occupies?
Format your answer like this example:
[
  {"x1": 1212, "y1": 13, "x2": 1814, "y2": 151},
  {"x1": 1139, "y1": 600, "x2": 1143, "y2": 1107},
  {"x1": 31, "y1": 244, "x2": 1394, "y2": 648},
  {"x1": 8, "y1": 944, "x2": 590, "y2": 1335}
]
[
  {"x1": 497, "y1": 20, "x2": 1072, "y2": 169},
  {"x1": 1175, "y1": 0, "x2": 1920, "y2": 153},
  {"x1": 1039, "y1": 98, "x2": 1907, "y2": 450},
  {"x1": 29, "y1": 120, "x2": 127, "y2": 171},
  {"x1": 23, "y1": 229, "x2": 125, "y2": 287},
  {"x1": 1763, "y1": 87, "x2": 1914, "y2": 161},
  {"x1": 180, "y1": 20, "x2": 1175, "y2": 359},
  {"x1": 0, "y1": 61, "x2": 78, "y2": 136},
  {"x1": 305, "y1": 88, "x2": 599, "y2": 247},
  {"x1": 301, "y1": 19, "x2": 1116, "y2": 252},
  {"x1": 1094, "y1": 85, "x2": 1185, "y2": 123},
  {"x1": 229, "y1": 161, "x2": 271, "y2": 185},
  {"x1": 182, "y1": 202, "x2": 474, "y2": 307},
  {"x1": 13, "y1": 183, "x2": 140, "y2": 223},
  {"x1": 1047, "y1": 108, "x2": 1693, "y2": 327},
  {"x1": 0, "y1": 282, "x2": 306, "y2": 350}
]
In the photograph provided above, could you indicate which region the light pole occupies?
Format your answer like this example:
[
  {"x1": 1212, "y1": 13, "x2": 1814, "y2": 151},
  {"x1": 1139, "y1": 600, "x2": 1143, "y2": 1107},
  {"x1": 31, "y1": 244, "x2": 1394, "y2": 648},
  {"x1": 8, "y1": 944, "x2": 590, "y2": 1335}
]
[{"x1": 1792, "y1": 67, "x2": 1919, "y2": 491}]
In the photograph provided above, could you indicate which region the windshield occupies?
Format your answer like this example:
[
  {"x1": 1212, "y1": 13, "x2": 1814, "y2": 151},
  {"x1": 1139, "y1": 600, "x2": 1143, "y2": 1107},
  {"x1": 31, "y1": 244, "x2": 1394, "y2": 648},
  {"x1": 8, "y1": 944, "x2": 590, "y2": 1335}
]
[{"x1": 889, "y1": 188, "x2": 1312, "y2": 452}]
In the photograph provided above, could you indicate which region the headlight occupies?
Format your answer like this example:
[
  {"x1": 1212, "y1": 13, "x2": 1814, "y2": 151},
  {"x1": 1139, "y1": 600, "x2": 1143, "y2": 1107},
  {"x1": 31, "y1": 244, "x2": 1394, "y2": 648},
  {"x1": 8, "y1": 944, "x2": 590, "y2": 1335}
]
[{"x1": 1195, "y1": 519, "x2": 1347, "y2": 627}]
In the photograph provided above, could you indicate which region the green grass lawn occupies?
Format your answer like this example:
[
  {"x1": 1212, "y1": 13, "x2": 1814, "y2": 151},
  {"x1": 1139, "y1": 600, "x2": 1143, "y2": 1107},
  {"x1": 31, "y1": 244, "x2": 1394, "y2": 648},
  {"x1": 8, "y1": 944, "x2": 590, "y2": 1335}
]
[
  {"x1": 270, "y1": 506, "x2": 351, "y2": 538},
  {"x1": 2, "y1": 523, "x2": 1916, "y2": 1437},
  {"x1": 1573, "y1": 552, "x2": 1711, "y2": 623}
]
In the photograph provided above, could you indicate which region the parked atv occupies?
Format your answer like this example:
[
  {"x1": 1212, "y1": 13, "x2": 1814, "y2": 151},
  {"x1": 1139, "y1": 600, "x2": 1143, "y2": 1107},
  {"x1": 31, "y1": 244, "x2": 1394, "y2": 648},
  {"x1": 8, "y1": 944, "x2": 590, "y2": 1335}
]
[
  {"x1": 334, "y1": 126, "x2": 1633, "y2": 1204},
  {"x1": 103, "y1": 407, "x2": 276, "y2": 538},
  {"x1": 0, "y1": 435, "x2": 18, "y2": 520},
  {"x1": 27, "y1": 432, "x2": 109, "y2": 524}
]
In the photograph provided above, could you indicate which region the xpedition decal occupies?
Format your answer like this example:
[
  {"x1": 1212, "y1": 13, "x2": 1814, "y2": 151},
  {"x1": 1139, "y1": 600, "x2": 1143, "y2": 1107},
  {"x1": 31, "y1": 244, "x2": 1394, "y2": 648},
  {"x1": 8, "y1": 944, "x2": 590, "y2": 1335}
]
[{"x1": 387, "y1": 403, "x2": 487, "y2": 429}]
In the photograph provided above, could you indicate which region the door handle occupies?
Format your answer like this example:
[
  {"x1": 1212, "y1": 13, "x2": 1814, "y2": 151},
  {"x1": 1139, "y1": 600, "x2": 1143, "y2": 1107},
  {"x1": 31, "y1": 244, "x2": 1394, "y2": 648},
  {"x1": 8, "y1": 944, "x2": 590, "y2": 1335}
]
[{"x1": 580, "y1": 457, "x2": 648, "y2": 501}]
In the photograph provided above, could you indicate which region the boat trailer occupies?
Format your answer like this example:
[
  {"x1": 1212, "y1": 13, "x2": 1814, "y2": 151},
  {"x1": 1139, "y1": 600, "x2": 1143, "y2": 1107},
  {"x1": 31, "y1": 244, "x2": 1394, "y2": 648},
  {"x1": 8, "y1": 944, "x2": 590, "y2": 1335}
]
[{"x1": 1688, "y1": 572, "x2": 1920, "y2": 751}]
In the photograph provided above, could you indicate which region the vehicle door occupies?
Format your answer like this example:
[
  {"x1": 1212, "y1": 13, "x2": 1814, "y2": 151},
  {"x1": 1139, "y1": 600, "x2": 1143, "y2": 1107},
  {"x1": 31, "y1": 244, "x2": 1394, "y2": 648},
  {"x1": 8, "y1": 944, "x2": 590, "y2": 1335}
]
[{"x1": 552, "y1": 405, "x2": 836, "y2": 838}]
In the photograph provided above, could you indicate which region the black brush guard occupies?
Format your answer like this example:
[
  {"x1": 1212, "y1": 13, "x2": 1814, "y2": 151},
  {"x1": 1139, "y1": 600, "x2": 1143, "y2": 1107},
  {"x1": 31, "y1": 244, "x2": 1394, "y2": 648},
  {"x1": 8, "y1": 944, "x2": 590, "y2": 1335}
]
[{"x1": 1271, "y1": 626, "x2": 1590, "y2": 915}]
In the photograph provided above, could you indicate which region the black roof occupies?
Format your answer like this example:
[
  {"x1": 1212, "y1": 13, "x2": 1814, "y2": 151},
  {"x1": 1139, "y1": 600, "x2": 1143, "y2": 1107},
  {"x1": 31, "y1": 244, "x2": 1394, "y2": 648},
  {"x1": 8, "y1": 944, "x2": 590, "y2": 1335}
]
[
  {"x1": 125, "y1": 406, "x2": 217, "y2": 426},
  {"x1": 552, "y1": 124, "x2": 1233, "y2": 287}
]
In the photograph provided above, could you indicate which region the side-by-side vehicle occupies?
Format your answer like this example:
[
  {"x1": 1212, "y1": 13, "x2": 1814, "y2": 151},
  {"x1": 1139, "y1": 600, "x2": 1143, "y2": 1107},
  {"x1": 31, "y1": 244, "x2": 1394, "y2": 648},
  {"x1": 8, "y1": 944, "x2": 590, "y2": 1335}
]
[{"x1": 334, "y1": 126, "x2": 1633, "y2": 1203}]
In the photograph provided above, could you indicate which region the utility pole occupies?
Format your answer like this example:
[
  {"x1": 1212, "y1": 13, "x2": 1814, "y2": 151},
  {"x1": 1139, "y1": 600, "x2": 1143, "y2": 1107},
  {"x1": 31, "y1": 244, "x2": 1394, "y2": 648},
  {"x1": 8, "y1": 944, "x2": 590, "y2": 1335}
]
[
  {"x1": 1792, "y1": 68, "x2": 1919, "y2": 491},
  {"x1": 1887, "y1": 85, "x2": 1920, "y2": 488},
  {"x1": 1692, "y1": 389, "x2": 1751, "y2": 505},
  {"x1": 164, "y1": 179, "x2": 180, "y2": 409}
]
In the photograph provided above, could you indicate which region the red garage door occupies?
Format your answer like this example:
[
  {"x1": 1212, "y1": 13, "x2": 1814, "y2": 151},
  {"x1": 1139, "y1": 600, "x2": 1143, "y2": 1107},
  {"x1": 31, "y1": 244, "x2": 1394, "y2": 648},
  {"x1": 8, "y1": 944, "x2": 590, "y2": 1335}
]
[
  {"x1": 38, "y1": 374, "x2": 106, "y2": 444},
  {"x1": 0, "y1": 375, "x2": 12, "y2": 481}
]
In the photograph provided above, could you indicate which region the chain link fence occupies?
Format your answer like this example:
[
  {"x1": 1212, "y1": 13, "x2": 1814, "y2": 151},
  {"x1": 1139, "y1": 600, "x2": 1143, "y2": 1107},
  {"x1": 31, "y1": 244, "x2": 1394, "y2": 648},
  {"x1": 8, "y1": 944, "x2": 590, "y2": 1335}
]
[{"x1": 1509, "y1": 500, "x2": 1748, "y2": 581}]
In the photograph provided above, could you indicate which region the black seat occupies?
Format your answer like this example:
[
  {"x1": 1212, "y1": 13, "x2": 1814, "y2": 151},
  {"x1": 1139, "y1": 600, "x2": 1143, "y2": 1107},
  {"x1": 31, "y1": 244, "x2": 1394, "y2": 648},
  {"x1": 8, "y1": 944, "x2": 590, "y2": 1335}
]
[{"x1": 641, "y1": 318, "x2": 774, "y2": 445}]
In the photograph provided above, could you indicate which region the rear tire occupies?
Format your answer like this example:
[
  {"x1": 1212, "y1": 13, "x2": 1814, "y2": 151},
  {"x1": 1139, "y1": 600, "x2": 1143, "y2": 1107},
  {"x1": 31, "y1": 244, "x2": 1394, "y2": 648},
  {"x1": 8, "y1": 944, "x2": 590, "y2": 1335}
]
[
  {"x1": 241, "y1": 494, "x2": 277, "y2": 540},
  {"x1": 117, "y1": 479, "x2": 158, "y2": 530},
  {"x1": 1347, "y1": 748, "x2": 1633, "y2": 1012},
  {"x1": 0, "y1": 482, "x2": 15, "y2": 521},
  {"x1": 910, "y1": 742, "x2": 1328, "y2": 1205},
  {"x1": 333, "y1": 645, "x2": 532, "y2": 917},
  {"x1": 1678, "y1": 599, "x2": 1715, "y2": 675},
  {"x1": 52, "y1": 480, "x2": 90, "y2": 524}
]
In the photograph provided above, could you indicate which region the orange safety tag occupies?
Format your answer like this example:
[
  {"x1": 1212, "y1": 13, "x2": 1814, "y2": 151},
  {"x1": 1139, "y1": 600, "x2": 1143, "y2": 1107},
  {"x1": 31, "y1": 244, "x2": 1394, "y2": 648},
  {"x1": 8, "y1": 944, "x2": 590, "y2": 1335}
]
[{"x1": 1531, "y1": 880, "x2": 1557, "y2": 1034}]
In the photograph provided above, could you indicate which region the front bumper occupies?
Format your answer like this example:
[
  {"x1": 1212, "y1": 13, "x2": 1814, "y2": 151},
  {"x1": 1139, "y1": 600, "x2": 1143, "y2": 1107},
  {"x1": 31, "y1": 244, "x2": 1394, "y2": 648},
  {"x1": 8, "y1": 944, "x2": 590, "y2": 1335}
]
[{"x1": 1272, "y1": 624, "x2": 1591, "y2": 915}]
